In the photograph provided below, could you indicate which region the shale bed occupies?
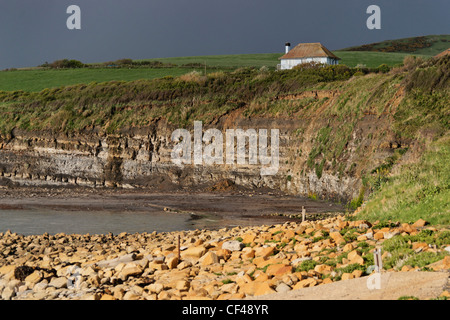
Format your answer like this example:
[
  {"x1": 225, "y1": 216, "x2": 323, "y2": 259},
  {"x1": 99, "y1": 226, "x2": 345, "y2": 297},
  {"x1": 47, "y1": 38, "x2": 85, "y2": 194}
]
[{"x1": 0, "y1": 185, "x2": 345, "y2": 234}]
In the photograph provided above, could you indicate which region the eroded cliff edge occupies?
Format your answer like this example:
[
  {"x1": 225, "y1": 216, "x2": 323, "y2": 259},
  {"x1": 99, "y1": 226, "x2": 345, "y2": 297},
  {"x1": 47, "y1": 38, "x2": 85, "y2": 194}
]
[
  {"x1": 1, "y1": 57, "x2": 448, "y2": 204},
  {"x1": 0, "y1": 95, "x2": 404, "y2": 203}
]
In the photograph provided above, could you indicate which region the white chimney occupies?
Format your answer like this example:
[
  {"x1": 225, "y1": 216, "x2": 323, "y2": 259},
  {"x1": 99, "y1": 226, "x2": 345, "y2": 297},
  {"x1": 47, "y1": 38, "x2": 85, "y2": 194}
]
[{"x1": 285, "y1": 42, "x2": 291, "y2": 54}]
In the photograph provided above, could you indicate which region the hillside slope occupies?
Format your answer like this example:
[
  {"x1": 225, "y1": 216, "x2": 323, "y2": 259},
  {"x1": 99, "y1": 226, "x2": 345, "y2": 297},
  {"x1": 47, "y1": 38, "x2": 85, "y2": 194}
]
[{"x1": 341, "y1": 34, "x2": 450, "y2": 56}]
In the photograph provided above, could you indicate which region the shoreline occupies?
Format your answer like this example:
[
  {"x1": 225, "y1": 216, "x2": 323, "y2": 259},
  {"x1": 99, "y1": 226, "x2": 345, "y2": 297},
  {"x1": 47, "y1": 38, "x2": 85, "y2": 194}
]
[
  {"x1": 1, "y1": 213, "x2": 449, "y2": 300},
  {"x1": 0, "y1": 185, "x2": 345, "y2": 235}
]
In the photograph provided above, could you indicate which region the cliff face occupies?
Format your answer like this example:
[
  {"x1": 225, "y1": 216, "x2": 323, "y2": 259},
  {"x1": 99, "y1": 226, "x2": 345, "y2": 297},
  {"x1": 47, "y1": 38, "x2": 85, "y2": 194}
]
[
  {"x1": 0, "y1": 100, "x2": 403, "y2": 202},
  {"x1": 2, "y1": 54, "x2": 447, "y2": 211}
]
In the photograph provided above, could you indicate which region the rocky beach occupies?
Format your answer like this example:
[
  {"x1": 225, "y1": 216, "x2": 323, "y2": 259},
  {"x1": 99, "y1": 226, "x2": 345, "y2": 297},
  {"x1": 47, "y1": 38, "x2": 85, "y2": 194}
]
[{"x1": 1, "y1": 212, "x2": 449, "y2": 300}]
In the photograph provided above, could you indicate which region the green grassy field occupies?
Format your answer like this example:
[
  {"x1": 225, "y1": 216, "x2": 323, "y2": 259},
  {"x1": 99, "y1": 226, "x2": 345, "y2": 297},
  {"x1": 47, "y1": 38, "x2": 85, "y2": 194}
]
[
  {"x1": 0, "y1": 51, "x2": 433, "y2": 92},
  {"x1": 334, "y1": 51, "x2": 430, "y2": 68},
  {"x1": 137, "y1": 53, "x2": 283, "y2": 69},
  {"x1": 1, "y1": 34, "x2": 447, "y2": 92},
  {"x1": 142, "y1": 51, "x2": 431, "y2": 69},
  {"x1": 0, "y1": 67, "x2": 202, "y2": 93}
]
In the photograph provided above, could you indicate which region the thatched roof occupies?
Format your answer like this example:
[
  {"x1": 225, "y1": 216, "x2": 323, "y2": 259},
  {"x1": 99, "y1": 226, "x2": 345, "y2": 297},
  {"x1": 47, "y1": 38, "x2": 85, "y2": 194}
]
[{"x1": 280, "y1": 43, "x2": 340, "y2": 60}]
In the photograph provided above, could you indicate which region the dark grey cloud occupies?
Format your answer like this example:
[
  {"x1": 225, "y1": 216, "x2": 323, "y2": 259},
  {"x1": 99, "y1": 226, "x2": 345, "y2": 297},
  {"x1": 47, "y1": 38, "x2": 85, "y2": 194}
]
[{"x1": 0, "y1": 0, "x2": 449, "y2": 69}]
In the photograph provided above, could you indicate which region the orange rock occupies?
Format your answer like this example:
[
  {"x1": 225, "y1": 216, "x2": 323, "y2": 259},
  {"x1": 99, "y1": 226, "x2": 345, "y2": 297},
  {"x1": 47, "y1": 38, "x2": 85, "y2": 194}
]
[
  {"x1": 258, "y1": 233, "x2": 272, "y2": 242},
  {"x1": 336, "y1": 220, "x2": 348, "y2": 230},
  {"x1": 400, "y1": 223, "x2": 415, "y2": 234},
  {"x1": 292, "y1": 278, "x2": 317, "y2": 290},
  {"x1": 216, "y1": 249, "x2": 232, "y2": 261},
  {"x1": 426, "y1": 256, "x2": 450, "y2": 271},
  {"x1": 374, "y1": 231, "x2": 384, "y2": 240},
  {"x1": 256, "y1": 247, "x2": 275, "y2": 258},
  {"x1": 341, "y1": 273, "x2": 354, "y2": 280},
  {"x1": 347, "y1": 250, "x2": 360, "y2": 261},
  {"x1": 240, "y1": 282, "x2": 257, "y2": 296},
  {"x1": 166, "y1": 256, "x2": 179, "y2": 269},
  {"x1": 348, "y1": 250, "x2": 365, "y2": 265},
  {"x1": 254, "y1": 272, "x2": 269, "y2": 282},
  {"x1": 401, "y1": 265, "x2": 413, "y2": 272},
  {"x1": 412, "y1": 219, "x2": 427, "y2": 228},
  {"x1": 330, "y1": 232, "x2": 346, "y2": 245},
  {"x1": 357, "y1": 235, "x2": 368, "y2": 241},
  {"x1": 343, "y1": 243, "x2": 355, "y2": 252},
  {"x1": 242, "y1": 233, "x2": 257, "y2": 244},
  {"x1": 412, "y1": 242, "x2": 428, "y2": 251},
  {"x1": 182, "y1": 246, "x2": 207, "y2": 259},
  {"x1": 230, "y1": 292, "x2": 245, "y2": 299},
  {"x1": 352, "y1": 270, "x2": 363, "y2": 278},
  {"x1": 242, "y1": 249, "x2": 255, "y2": 260},
  {"x1": 253, "y1": 256, "x2": 269, "y2": 268},
  {"x1": 266, "y1": 264, "x2": 293, "y2": 277},
  {"x1": 293, "y1": 272, "x2": 305, "y2": 281},
  {"x1": 254, "y1": 283, "x2": 276, "y2": 296},
  {"x1": 295, "y1": 226, "x2": 306, "y2": 234},
  {"x1": 350, "y1": 256, "x2": 365, "y2": 265},
  {"x1": 284, "y1": 230, "x2": 296, "y2": 240},
  {"x1": 217, "y1": 293, "x2": 232, "y2": 300},
  {"x1": 314, "y1": 264, "x2": 333, "y2": 275},
  {"x1": 201, "y1": 251, "x2": 219, "y2": 266},
  {"x1": 444, "y1": 256, "x2": 450, "y2": 268}
]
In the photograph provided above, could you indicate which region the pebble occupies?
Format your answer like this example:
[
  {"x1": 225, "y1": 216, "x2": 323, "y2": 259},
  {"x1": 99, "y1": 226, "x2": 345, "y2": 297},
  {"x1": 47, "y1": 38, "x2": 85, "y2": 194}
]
[{"x1": 0, "y1": 217, "x2": 447, "y2": 300}]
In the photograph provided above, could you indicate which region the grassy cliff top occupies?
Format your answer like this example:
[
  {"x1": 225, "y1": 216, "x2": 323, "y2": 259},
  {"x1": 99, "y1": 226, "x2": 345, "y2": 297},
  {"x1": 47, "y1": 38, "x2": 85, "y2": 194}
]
[{"x1": 2, "y1": 34, "x2": 447, "y2": 93}]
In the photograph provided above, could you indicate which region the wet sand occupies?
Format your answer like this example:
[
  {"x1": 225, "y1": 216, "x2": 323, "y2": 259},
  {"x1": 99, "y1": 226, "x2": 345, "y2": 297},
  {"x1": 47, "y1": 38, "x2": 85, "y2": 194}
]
[{"x1": 0, "y1": 186, "x2": 345, "y2": 233}]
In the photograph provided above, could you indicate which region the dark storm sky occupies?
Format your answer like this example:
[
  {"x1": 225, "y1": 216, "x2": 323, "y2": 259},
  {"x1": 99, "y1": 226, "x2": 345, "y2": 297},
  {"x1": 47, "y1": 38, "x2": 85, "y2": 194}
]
[{"x1": 0, "y1": 0, "x2": 449, "y2": 69}]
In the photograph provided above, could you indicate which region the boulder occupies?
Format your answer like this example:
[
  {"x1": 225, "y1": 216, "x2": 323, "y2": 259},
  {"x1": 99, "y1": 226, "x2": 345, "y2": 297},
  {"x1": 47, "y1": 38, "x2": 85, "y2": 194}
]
[
  {"x1": 241, "y1": 282, "x2": 276, "y2": 296},
  {"x1": 119, "y1": 265, "x2": 143, "y2": 279},
  {"x1": 25, "y1": 270, "x2": 43, "y2": 285},
  {"x1": 383, "y1": 230, "x2": 400, "y2": 240},
  {"x1": 177, "y1": 260, "x2": 193, "y2": 270},
  {"x1": 255, "y1": 247, "x2": 275, "y2": 258},
  {"x1": 182, "y1": 246, "x2": 207, "y2": 259},
  {"x1": 426, "y1": 256, "x2": 450, "y2": 271},
  {"x1": 314, "y1": 264, "x2": 333, "y2": 275},
  {"x1": 412, "y1": 219, "x2": 427, "y2": 228},
  {"x1": 222, "y1": 241, "x2": 244, "y2": 252},
  {"x1": 292, "y1": 278, "x2": 317, "y2": 290},
  {"x1": 343, "y1": 243, "x2": 355, "y2": 252},
  {"x1": 348, "y1": 250, "x2": 365, "y2": 265},
  {"x1": 1, "y1": 287, "x2": 15, "y2": 300},
  {"x1": 49, "y1": 277, "x2": 68, "y2": 289},
  {"x1": 266, "y1": 264, "x2": 293, "y2": 277},
  {"x1": 275, "y1": 282, "x2": 292, "y2": 293},
  {"x1": 200, "y1": 252, "x2": 219, "y2": 266},
  {"x1": 373, "y1": 231, "x2": 384, "y2": 240},
  {"x1": 175, "y1": 280, "x2": 190, "y2": 291},
  {"x1": 254, "y1": 283, "x2": 276, "y2": 296},
  {"x1": 330, "y1": 232, "x2": 346, "y2": 245},
  {"x1": 341, "y1": 273, "x2": 354, "y2": 280},
  {"x1": 242, "y1": 233, "x2": 257, "y2": 244},
  {"x1": 166, "y1": 256, "x2": 179, "y2": 269}
]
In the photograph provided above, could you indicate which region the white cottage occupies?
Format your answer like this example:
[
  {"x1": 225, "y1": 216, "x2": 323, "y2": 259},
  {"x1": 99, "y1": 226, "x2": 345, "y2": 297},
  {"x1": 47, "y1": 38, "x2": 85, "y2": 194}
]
[{"x1": 278, "y1": 42, "x2": 340, "y2": 70}]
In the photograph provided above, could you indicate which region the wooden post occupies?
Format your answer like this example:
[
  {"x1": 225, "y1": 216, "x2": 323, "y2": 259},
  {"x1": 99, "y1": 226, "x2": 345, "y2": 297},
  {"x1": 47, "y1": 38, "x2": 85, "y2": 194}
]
[
  {"x1": 374, "y1": 248, "x2": 383, "y2": 273},
  {"x1": 177, "y1": 235, "x2": 181, "y2": 262}
]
